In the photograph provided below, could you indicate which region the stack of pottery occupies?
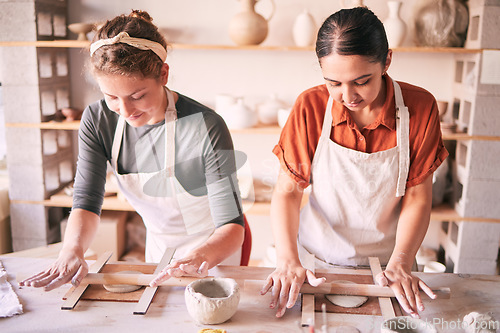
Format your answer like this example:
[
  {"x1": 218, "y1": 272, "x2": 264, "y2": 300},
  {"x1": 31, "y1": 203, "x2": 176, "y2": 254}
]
[
  {"x1": 215, "y1": 94, "x2": 257, "y2": 130},
  {"x1": 257, "y1": 94, "x2": 285, "y2": 125}
]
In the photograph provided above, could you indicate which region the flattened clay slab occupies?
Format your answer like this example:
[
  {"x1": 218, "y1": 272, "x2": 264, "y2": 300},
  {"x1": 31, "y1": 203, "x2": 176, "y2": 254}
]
[
  {"x1": 103, "y1": 271, "x2": 143, "y2": 293},
  {"x1": 325, "y1": 280, "x2": 369, "y2": 308}
]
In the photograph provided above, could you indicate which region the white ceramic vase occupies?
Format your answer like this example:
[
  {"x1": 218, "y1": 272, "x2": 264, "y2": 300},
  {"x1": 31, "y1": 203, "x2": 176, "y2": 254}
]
[
  {"x1": 292, "y1": 10, "x2": 317, "y2": 47},
  {"x1": 383, "y1": 0, "x2": 407, "y2": 48}
]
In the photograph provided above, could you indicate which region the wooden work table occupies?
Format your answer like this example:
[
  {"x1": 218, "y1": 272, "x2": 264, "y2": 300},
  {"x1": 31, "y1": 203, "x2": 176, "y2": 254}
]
[{"x1": 0, "y1": 256, "x2": 499, "y2": 333}]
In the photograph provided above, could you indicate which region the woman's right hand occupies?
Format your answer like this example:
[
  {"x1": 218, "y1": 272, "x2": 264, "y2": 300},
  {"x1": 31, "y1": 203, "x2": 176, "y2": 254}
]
[
  {"x1": 19, "y1": 248, "x2": 88, "y2": 291},
  {"x1": 260, "y1": 260, "x2": 325, "y2": 318}
]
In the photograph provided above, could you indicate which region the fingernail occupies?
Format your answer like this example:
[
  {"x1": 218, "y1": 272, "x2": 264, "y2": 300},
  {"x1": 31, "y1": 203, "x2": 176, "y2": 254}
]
[
  {"x1": 269, "y1": 302, "x2": 275, "y2": 308},
  {"x1": 419, "y1": 305, "x2": 424, "y2": 311}
]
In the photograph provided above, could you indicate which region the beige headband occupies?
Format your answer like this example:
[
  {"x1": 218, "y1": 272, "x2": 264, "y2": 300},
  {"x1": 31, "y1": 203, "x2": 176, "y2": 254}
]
[{"x1": 90, "y1": 31, "x2": 167, "y2": 62}]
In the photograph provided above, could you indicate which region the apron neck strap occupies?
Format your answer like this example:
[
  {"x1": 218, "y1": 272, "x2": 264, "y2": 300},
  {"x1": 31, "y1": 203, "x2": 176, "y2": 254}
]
[
  {"x1": 164, "y1": 87, "x2": 177, "y2": 176},
  {"x1": 321, "y1": 97, "x2": 335, "y2": 140},
  {"x1": 392, "y1": 79, "x2": 410, "y2": 197}
]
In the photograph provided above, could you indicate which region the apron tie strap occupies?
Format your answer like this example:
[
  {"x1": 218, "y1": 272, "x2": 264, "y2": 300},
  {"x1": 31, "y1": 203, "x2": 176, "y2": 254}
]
[{"x1": 393, "y1": 81, "x2": 410, "y2": 197}]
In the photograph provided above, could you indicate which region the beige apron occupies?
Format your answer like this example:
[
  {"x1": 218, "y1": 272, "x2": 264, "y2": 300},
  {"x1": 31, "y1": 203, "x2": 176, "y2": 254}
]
[
  {"x1": 111, "y1": 88, "x2": 240, "y2": 264},
  {"x1": 298, "y1": 79, "x2": 410, "y2": 268}
]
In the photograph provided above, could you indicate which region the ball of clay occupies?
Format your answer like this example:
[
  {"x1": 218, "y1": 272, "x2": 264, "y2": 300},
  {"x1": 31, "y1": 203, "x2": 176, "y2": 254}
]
[
  {"x1": 185, "y1": 278, "x2": 240, "y2": 325},
  {"x1": 103, "y1": 271, "x2": 143, "y2": 293},
  {"x1": 463, "y1": 312, "x2": 497, "y2": 333},
  {"x1": 381, "y1": 317, "x2": 437, "y2": 333},
  {"x1": 325, "y1": 280, "x2": 368, "y2": 308}
]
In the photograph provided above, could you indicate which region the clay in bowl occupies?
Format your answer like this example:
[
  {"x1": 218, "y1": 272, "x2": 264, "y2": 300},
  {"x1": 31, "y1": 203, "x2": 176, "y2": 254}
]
[{"x1": 185, "y1": 278, "x2": 240, "y2": 325}]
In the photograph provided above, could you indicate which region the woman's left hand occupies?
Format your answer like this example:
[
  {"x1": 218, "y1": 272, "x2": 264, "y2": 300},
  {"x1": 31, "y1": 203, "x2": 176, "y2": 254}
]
[
  {"x1": 376, "y1": 264, "x2": 436, "y2": 318},
  {"x1": 149, "y1": 258, "x2": 209, "y2": 287}
]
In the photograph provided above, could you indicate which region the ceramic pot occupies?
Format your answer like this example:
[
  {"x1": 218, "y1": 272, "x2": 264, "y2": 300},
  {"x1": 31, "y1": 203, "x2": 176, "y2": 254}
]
[
  {"x1": 68, "y1": 22, "x2": 94, "y2": 41},
  {"x1": 60, "y1": 107, "x2": 82, "y2": 121},
  {"x1": 414, "y1": 0, "x2": 469, "y2": 47},
  {"x1": 340, "y1": 0, "x2": 364, "y2": 9},
  {"x1": 229, "y1": 0, "x2": 275, "y2": 45},
  {"x1": 220, "y1": 98, "x2": 257, "y2": 129},
  {"x1": 277, "y1": 107, "x2": 292, "y2": 128},
  {"x1": 257, "y1": 94, "x2": 284, "y2": 125},
  {"x1": 383, "y1": 1, "x2": 407, "y2": 48},
  {"x1": 292, "y1": 10, "x2": 317, "y2": 47},
  {"x1": 185, "y1": 278, "x2": 240, "y2": 325},
  {"x1": 215, "y1": 94, "x2": 236, "y2": 114}
]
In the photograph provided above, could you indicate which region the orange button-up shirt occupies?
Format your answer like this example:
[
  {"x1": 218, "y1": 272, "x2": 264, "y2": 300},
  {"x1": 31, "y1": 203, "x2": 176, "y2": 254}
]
[{"x1": 274, "y1": 76, "x2": 449, "y2": 189}]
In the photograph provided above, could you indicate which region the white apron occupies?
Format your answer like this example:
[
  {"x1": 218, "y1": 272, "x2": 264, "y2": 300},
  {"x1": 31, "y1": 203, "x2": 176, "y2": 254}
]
[
  {"x1": 298, "y1": 79, "x2": 410, "y2": 268},
  {"x1": 111, "y1": 88, "x2": 240, "y2": 264}
]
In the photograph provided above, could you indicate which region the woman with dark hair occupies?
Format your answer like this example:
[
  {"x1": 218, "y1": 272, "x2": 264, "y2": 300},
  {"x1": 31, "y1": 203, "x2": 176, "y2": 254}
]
[
  {"x1": 21, "y1": 10, "x2": 245, "y2": 290},
  {"x1": 261, "y1": 7, "x2": 448, "y2": 318}
]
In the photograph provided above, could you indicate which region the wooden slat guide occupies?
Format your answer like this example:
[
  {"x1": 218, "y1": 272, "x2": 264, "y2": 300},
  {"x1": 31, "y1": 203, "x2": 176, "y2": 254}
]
[
  {"x1": 301, "y1": 253, "x2": 316, "y2": 327},
  {"x1": 133, "y1": 248, "x2": 175, "y2": 315},
  {"x1": 79, "y1": 272, "x2": 450, "y2": 298},
  {"x1": 368, "y1": 257, "x2": 396, "y2": 320},
  {"x1": 61, "y1": 251, "x2": 113, "y2": 310}
]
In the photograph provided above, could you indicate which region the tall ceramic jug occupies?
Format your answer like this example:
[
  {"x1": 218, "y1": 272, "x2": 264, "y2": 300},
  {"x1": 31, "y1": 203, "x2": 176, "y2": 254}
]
[{"x1": 229, "y1": 0, "x2": 275, "y2": 45}]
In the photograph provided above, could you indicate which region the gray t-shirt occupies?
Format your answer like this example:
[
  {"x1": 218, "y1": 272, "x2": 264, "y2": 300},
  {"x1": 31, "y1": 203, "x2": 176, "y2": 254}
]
[{"x1": 72, "y1": 92, "x2": 244, "y2": 228}]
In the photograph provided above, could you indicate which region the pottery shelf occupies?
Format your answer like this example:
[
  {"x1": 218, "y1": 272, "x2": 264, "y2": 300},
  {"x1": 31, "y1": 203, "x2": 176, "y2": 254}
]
[
  {"x1": 0, "y1": 40, "x2": 486, "y2": 54},
  {"x1": 6, "y1": 121, "x2": 500, "y2": 141},
  {"x1": 11, "y1": 189, "x2": 500, "y2": 223},
  {"x1": 10, "y1": 188, "x2": 270, "y2": 217},
  {"x1": 5, "y1": 121, "x2": 80, "y2": 130}
]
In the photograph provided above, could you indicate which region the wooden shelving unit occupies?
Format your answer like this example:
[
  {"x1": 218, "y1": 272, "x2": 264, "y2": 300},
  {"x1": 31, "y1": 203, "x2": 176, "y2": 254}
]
[
  {"x1": 0, "y1": 40, "x2": 485, "y2": 54},
  {"x1": 12, "y1": 187, "x2": 500, "y2": 223},
  {"x1": 5, "y1": 121, "x2": 500, "y2": 142},
  {"x1": 5, "y1": 120, "x2": 80, "y2": 130},
  {"x1": 3, "y1": 39, "x2": 498, "y2": 223}
]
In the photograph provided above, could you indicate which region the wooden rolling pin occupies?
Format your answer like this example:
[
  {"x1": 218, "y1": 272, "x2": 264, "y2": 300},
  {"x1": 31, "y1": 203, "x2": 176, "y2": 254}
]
[{"x1": 81, "y1": 273, "x2": 450, "y2": 299}]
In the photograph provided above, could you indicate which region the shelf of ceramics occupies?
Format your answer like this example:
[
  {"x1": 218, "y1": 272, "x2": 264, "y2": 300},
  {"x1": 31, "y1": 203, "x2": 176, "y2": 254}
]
[
  {"x1": 12, "y1": 190, "x2": 500, "y2": 223},
  {"x1": 5, "y1": 121, "x2": 80, "y2": 130},
  {"x1": 6, "y1": 121, "x2": 500, "y2": 142},
  {"x1": 12, "y1": 189, "x2": 271, "y2": 216},
  {"x1": 0, "y1": 40, "x2": 484, "y2": 54}
]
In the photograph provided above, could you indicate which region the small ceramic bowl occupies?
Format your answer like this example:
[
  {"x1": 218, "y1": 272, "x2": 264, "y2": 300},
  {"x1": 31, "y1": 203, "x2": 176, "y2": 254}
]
[
  {"x1": 68, "y1": 22, "x2": 95, "y2": 41},
  {"x1": 185, "y1": 278, "x2": 240, "y2": 325},
  {"x1": 423, "y1": 261, "x2": 446, "y2": 273},
  {"x1": 381, "y1": 317, "x2": 437, "y2": 333},
  {"x1": 60, "y1": 107, "x2": 82, "y2": 121}
]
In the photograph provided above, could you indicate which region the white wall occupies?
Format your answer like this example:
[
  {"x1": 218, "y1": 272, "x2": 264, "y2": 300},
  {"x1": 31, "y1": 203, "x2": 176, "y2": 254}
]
[
  {"x1": 68, "y1": 0, "x2": 454, "y2": 109},
  {"x1": 68, "y1": 0, "x2": 456, "y2": 262}
]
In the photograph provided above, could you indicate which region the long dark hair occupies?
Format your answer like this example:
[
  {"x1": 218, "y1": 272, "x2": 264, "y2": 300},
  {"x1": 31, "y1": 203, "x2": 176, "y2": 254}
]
[{"x1": 316, "y1": 7, "x2": 388, "y2": 65}]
